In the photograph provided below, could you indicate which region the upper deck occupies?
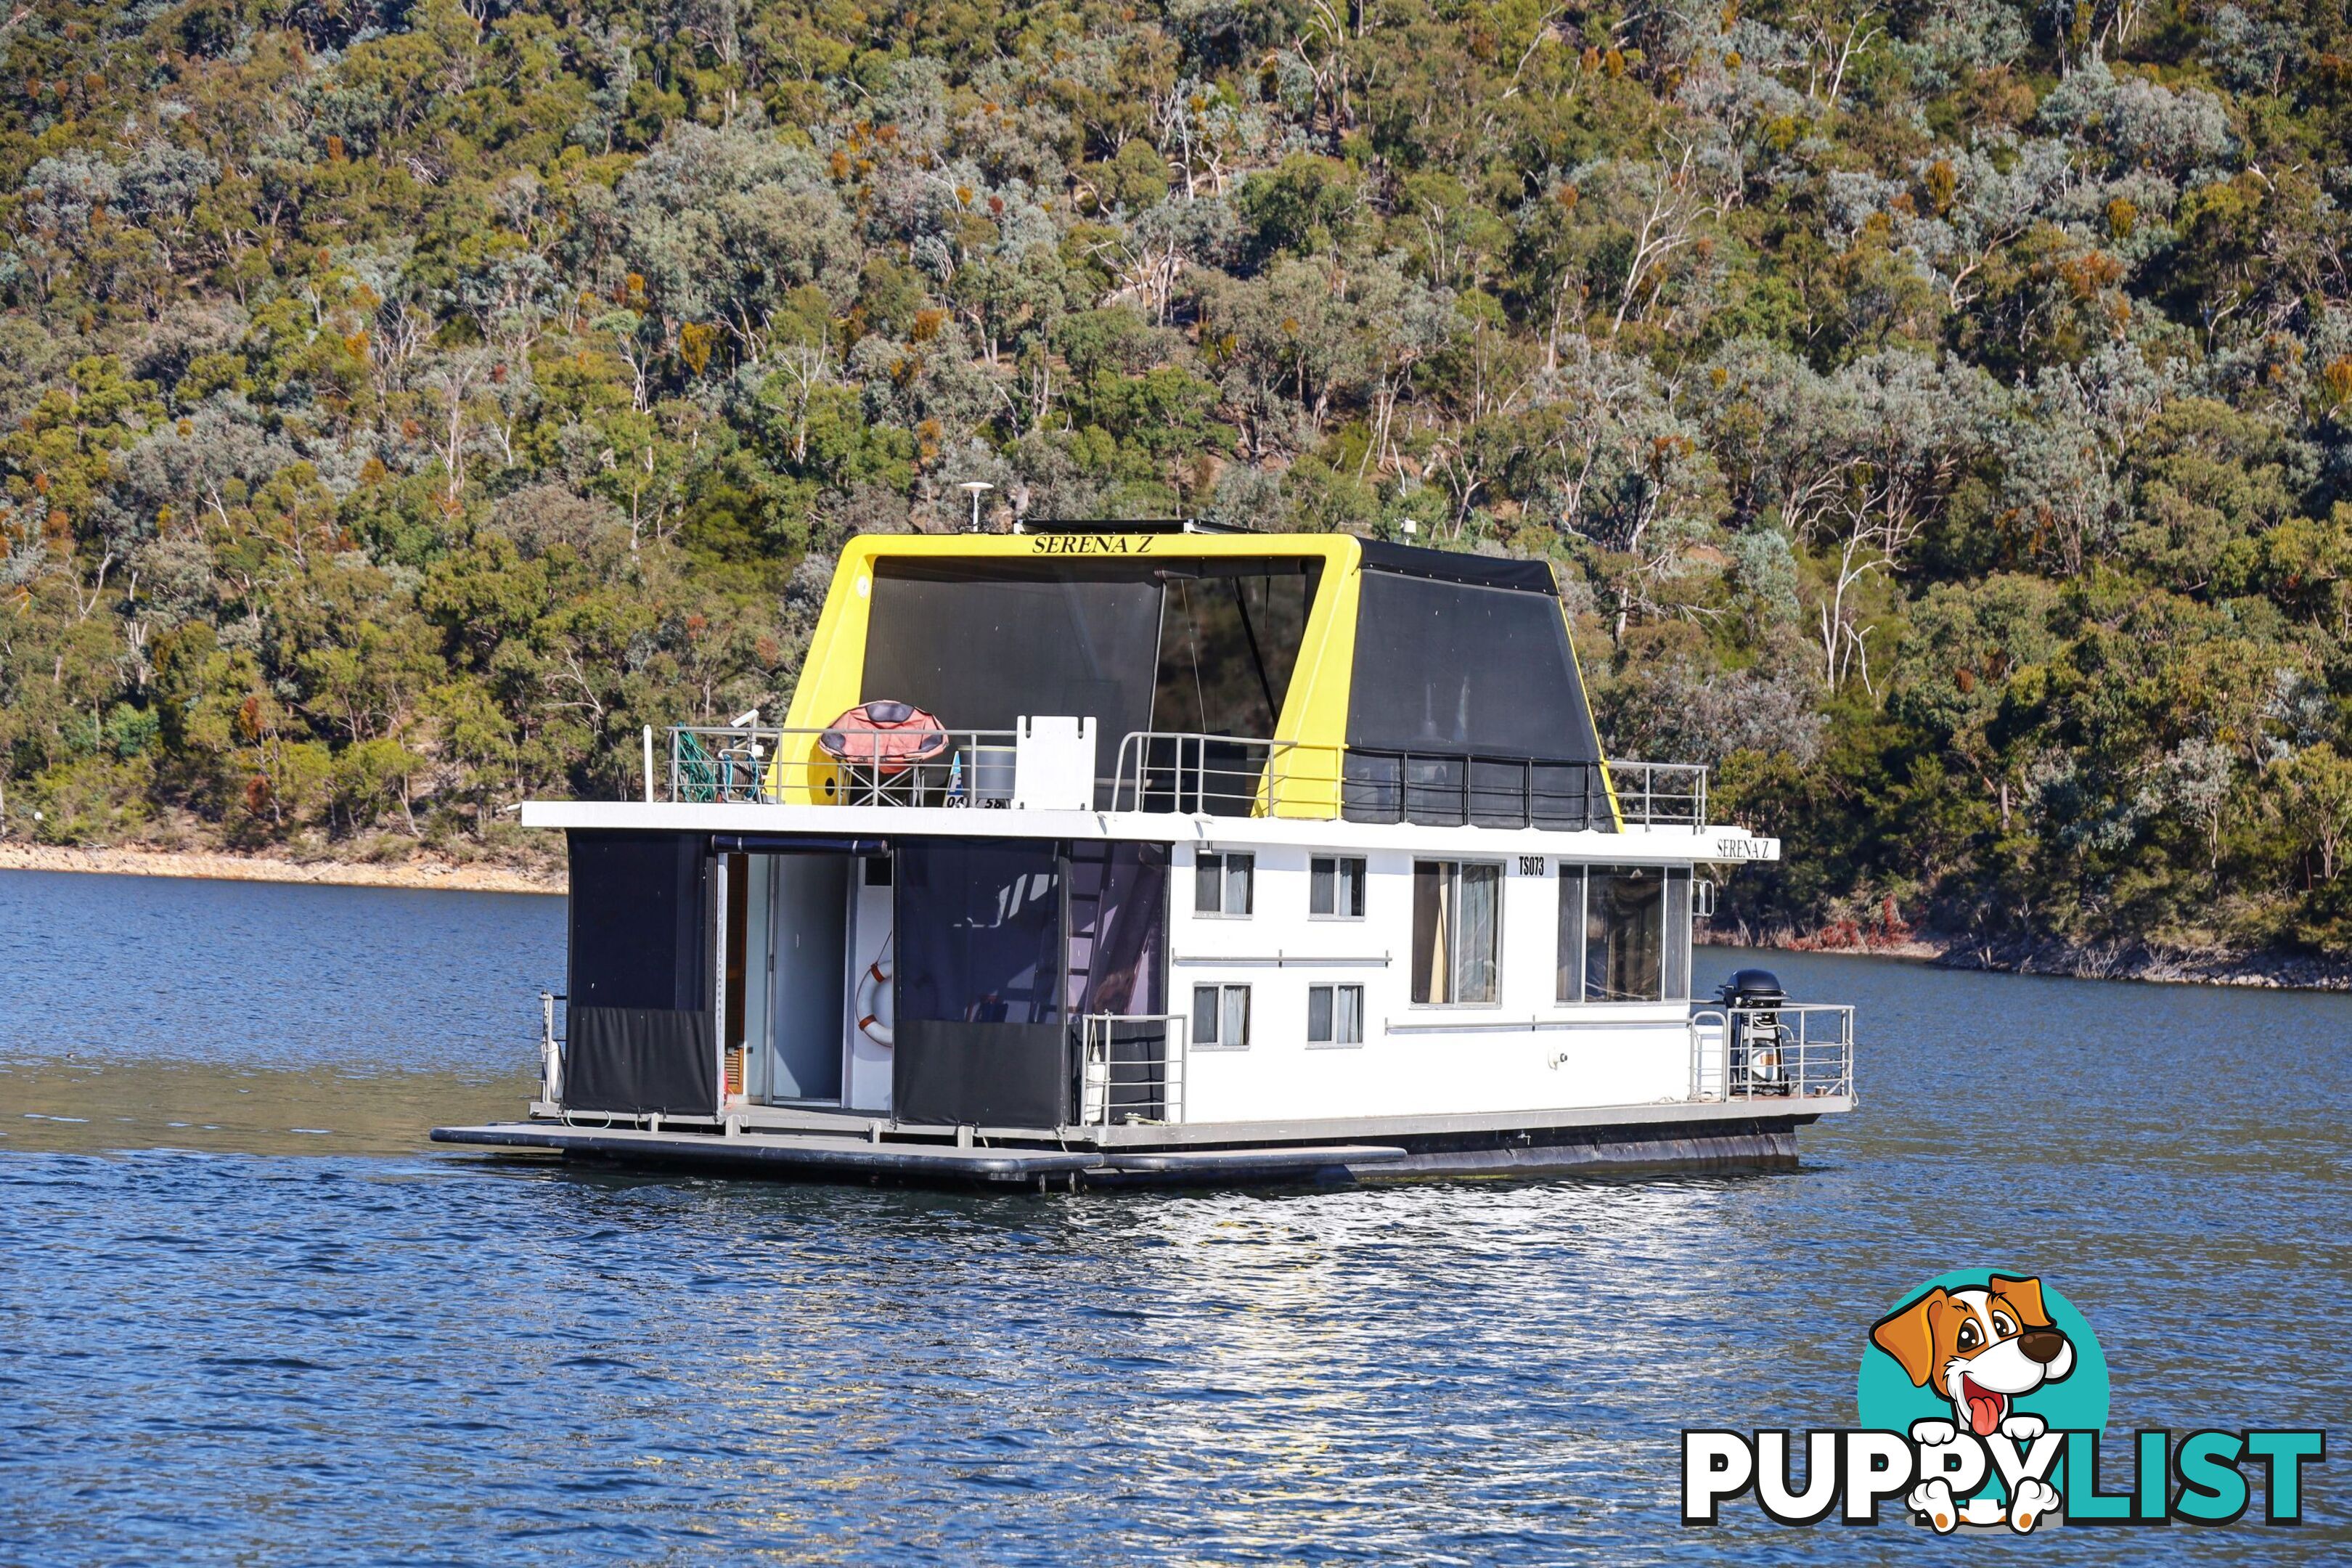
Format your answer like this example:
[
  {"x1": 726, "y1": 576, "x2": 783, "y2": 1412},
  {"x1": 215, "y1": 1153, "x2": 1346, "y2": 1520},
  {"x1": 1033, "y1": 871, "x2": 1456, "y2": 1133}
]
[{"x1": 531, "y1": 526, "x2": 1769, "y2": 860}]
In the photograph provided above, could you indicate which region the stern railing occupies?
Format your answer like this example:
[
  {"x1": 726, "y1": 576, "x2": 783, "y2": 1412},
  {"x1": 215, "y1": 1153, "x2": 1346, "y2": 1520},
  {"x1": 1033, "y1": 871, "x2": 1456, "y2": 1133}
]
[
  {"x1": 1108, "y1": 730, "x2": 1696, "y2": 830},
  {"x1": 1079, "y1": 1012, "x2": 1189, "y2": 1126},
  {"x1": 1688, "y1": 1003, "x2": 1853, "y2": 1102},
  {"x1": 1106, "y1": 732, "x2": 1342, "y2": 818}
]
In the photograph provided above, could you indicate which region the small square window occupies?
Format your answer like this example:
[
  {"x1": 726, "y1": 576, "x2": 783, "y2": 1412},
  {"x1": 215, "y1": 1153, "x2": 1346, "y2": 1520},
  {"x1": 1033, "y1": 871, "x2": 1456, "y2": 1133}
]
[
  {"x1": 1307, "y1": 984, "x2": 1364, "y2": 1047},
  {"x1": 1194, "y1": 851, "x2": 1254, "y2": 915},
  {"x1": 1309, "y1": 856, "x2": 1366, "y2": 918},
  {"x1": 1193, "y1": 983, "x2": 1251, "y2": 1048}
]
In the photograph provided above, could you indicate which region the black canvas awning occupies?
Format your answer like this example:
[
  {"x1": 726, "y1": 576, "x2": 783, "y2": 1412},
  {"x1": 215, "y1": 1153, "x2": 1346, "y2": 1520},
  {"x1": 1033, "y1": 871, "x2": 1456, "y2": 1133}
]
[
  {"x1": 1346, "y1": 563, "x2": 1600, "y2": 765},
  {"x1": 1356, "y1": 539, "x2": 1559, "y2": 594}
]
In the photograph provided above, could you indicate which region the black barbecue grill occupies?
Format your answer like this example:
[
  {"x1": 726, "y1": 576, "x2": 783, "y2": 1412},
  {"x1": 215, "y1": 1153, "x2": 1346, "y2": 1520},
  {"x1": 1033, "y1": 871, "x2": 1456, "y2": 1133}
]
[{"x1": 1715, "y1": 968, "x2": 1791, "y2": 1095}]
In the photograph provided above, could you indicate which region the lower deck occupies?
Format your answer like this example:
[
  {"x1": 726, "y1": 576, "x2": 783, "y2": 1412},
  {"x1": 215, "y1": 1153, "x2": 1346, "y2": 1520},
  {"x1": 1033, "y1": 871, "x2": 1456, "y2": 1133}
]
[
  {"x1": 502, "y1": 810, "x2": 1854, "y2": 1184},
  {"x1": 431, "y1": 1095, "x2": 1845, "y2": 1188}
]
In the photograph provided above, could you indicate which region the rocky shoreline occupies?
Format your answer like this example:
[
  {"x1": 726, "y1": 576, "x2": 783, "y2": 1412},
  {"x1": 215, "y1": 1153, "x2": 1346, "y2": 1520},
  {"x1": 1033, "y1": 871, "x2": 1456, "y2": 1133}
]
[
  {"x1": 0, "y1": 841, "x2": 563, "y2": 896},
  {"x1": 1701, "y1": 926, "x2": 2352, "y2": 992}
]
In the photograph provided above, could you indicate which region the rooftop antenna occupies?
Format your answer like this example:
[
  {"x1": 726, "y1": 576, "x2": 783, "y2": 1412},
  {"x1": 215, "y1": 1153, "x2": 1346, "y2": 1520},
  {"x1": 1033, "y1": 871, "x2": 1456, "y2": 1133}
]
[{"x1": 959, "y1": 481, "x2": 994, "y2": 533}]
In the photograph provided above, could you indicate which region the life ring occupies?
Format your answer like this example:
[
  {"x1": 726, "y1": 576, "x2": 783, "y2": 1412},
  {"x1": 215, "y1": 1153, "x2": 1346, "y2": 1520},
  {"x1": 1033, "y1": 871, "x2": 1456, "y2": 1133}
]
[{"x1": 855, "y1": 953, "x2": 894, "y2": 1047}]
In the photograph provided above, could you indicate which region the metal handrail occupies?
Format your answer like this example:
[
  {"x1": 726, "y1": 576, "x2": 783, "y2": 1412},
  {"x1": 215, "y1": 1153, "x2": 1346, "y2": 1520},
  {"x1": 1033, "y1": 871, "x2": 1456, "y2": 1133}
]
[
  {"x1": 1079, "y1": 1011, "x2": 1190, "y2": 1127},
  {"x1": 539, "y1": 989, "x2": 566, "y2": 1103},
  {"x1": 669, "y1": 724, "x2": 1020, "y2": 806},
  {"x1": 1609, "y1": 760, "x2": 1710, "y2": 828},
  {"x1": 1687, "y1": 1003, "x2": 1854, "y2": 1103},
  {"x1": 1109, "y1": 730, "x2": 1703, "y2": 829},
  {"x1": 1106, "y1": 731, "x2": 1342, "y2": 817},
  {"x1": 660, "y1": 721, "x2": 1710, "y2": 828}
]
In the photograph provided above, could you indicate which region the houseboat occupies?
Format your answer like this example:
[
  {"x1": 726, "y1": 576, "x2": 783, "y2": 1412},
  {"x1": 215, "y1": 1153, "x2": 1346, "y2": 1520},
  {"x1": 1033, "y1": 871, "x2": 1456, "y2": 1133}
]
[{"x1": 433, "y1": 524, "x2": 1855, "y2": 1187}]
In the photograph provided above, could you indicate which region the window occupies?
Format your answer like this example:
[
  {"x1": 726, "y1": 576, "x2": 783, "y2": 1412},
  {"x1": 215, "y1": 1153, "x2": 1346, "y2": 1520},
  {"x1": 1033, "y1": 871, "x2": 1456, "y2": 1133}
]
[
  {"x1": 1309, "y1": 856, "x2": 1366, "y2": 918},
  {"x1": 1192, "y1": 983, "x2": 1251, "y2": 1048},
  {"x1": 1557, "y1": 865, "x2": 1691, "y2": 1003},
  {"x1": 1193, "y1": 851, "x2": 1254, "y2": 915},
  {"x1": 1307, "y1": 984, "x2": 1364, "y2": 1047},
  {"x1": 1410, "y1": 860, "x2": 1500, "y2": 1004}
]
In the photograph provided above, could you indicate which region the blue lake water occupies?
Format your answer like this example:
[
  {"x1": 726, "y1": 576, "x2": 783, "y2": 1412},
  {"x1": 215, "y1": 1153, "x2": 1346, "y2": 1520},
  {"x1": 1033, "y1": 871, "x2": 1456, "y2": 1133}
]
[{"x1": 1, "y1": 867, "x2": 2346, "y2": 1563}]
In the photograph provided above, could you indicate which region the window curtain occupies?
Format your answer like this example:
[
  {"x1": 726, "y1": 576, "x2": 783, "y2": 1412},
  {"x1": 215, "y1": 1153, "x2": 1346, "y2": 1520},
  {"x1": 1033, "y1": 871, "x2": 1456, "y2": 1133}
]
[
  {"x1": 1412, "y1": 861, "x2": 1450, "y2": 1003},
  {"x1": 1664, "y1": 867, "x2": 1691, "y2": 1001},
  {"x1": 1455, "y1": 862, "x2": 1500, "y2": 1003}
]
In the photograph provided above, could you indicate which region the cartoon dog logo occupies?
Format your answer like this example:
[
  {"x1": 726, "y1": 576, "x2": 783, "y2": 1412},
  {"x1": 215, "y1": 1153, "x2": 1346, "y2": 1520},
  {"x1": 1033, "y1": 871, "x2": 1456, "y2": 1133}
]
[{"x1": 1870, "y1": 1275, "x2": 2075, "y2": 1532}]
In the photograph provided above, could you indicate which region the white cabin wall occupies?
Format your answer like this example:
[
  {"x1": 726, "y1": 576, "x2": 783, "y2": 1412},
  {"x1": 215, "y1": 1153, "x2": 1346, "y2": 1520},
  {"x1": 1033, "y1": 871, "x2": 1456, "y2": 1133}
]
[{"x1": 1175, "y1": 844, "x2": 1694, "y2": 1124}]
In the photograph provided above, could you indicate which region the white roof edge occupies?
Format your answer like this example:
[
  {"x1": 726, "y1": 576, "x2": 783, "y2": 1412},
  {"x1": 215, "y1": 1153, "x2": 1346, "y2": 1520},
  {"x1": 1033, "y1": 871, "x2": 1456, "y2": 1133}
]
[{"x1": 518, "y1": 800, "x2": 1780, "y2": 862}]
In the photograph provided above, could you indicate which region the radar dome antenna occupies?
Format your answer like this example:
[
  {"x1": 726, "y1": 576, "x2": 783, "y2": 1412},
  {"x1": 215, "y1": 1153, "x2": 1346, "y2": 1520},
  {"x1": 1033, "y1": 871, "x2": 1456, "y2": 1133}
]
[{"x1": 959, "y1": 481, "x2": 994, "y2": 534}]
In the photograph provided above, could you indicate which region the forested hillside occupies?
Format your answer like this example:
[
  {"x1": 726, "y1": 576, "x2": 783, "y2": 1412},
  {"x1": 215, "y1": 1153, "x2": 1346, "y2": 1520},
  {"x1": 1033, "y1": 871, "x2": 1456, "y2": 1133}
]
[{"x1": 4, "y1": 0, "x2": 2351, "y2": 961}]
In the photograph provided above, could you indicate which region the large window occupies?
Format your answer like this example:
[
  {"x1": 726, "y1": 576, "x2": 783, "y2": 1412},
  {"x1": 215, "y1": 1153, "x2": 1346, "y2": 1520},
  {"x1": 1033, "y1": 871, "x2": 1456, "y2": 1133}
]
[
  {"x1": 860, "y1": 558, "x2": 1321, "y2": 814},
  {"x1": 1557, "y1": 865, "x2": 1692, "y2": 1003},
  {"x1": 1310, "y1": 855, "x2": 1365, "y2": 918},
  {"x1": 1194, "y1": 851, "x2": 1254, "y2": 915},
  {"x1": 1410, "y1": 859, "x2": 1500, "y2": 1004},
  {"x1": 1344, "y1": 567, "x2": 1601, "y2": 760}
]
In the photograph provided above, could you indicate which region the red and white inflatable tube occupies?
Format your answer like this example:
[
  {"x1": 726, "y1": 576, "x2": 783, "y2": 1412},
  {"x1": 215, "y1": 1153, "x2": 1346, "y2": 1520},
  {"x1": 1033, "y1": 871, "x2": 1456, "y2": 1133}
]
[{"x1": 855, "y1": 955, "x2": 894, "y2": 1048}]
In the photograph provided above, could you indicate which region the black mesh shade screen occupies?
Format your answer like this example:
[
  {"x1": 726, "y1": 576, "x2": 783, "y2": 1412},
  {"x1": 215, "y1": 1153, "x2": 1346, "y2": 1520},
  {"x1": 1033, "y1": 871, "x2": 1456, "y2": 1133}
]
[
  {"x1": 1148, "y1": 564, "x2": 1318, "y2": 736},
  {"x1": 1069, "y1": 842, "x2": 1169, "y2": 1018},
  {"x1": 891, "y1": 837, "x2": 1068, "y2": 1127},
  {"x1": 894, "y1": 838, "x2": 1063, "y2": 1026},
  {"x1": 563, "y1": 831, "x2": 714, "y2": 1115},
  {"x1": 862, "y1": 563, "x2": 1163, "y2": 740},
  {"x1": 859, "y1": 558, "x2": 1323, "y2": 747},
  {"x1": 1345, "y1": 570, "x2": 1601, "y2": 762}
]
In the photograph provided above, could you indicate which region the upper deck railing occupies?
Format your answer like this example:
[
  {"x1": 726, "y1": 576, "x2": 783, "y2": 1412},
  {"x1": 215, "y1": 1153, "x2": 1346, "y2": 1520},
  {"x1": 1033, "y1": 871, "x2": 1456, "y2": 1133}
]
[
  {"x1": 1605, "y1": 760, "x2": 1710, "y2": 828},
  {"x1": 661, "y1": 724, "x2": 1709, "y2": 829},
  {"x1": 669, "y1": 723, "x2": 1020, "y2": 807}
]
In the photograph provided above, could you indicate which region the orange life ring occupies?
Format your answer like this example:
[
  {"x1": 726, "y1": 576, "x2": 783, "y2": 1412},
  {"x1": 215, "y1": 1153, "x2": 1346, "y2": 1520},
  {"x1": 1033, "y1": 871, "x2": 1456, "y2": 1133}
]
[{"x1": 855, "y1": 955, "x2": 894, "y2": 1047}]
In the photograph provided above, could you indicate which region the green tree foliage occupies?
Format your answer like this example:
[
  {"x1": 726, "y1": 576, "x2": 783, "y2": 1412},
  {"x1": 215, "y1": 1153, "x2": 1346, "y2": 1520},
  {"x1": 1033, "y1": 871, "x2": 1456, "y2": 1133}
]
[{"x1": 3, "y1": 0, "x2": 2352, "y2": 951}]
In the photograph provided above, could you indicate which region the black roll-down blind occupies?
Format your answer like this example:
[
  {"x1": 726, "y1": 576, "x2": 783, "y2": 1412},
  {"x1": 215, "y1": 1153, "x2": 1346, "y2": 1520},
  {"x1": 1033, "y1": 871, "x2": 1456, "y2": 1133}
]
[{"x1": 563, "y1": 830, "x2": 715, "y2": 1116}]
